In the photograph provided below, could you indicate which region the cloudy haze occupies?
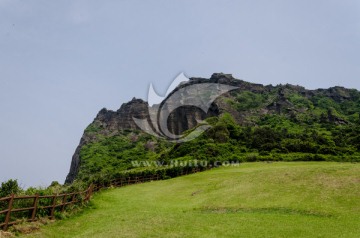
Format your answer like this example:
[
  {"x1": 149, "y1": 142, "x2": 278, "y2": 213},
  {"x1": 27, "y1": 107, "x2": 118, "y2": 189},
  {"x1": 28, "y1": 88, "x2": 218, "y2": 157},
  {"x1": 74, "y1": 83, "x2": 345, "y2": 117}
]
[{"x1": 0, "y1": 0, "x2": 359, "y2": 187}]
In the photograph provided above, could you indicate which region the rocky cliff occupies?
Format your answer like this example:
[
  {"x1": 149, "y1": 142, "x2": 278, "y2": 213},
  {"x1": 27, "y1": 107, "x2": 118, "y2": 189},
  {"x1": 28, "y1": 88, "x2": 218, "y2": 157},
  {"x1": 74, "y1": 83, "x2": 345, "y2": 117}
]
[{"x1": 65, "y1": 73, "x2": 360, "y2": 183}]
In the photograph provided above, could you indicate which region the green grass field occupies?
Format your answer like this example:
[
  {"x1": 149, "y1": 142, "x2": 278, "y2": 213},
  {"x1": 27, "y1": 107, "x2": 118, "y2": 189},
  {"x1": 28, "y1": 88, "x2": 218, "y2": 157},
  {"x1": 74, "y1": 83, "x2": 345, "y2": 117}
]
[{"x1": 22, "y1": 162, "x2": 360, "y2": 238}]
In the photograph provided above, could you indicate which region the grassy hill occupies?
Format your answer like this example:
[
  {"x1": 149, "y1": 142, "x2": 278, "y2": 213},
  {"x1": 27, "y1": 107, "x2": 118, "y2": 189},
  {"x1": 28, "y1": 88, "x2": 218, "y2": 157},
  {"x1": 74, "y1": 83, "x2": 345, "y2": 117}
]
[
  {"x1": 23, "y1": 162, "x2": 359, "y2": 238},
  {"x1": 66, "y1": 75, "x2": 360, "y2": 184}
]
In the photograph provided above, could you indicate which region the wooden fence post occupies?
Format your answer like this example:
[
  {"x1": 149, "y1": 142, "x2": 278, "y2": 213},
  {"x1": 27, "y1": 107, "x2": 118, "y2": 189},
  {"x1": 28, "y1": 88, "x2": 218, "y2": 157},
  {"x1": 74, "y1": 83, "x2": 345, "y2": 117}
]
[
  {"x1": 86, "y1": 184, "x2": 94, "y2": 202},
  {"x1": 30, "y1": 194, "x2": 39, "y2": 221},
  {"x1": 85, "y1": 187, "x2": 89, "y2": 202},
  {"x1": 86, "y1": 184, "x2": 94, "y2": 201},
  {"x1": 4, "y1": 194, "x2": 14, "y2": 231},
  {"x1": 61, "y1": 195, "x2": 67, "y2": 212},
  {"x1": 71, "y1": 194, "x2": 76, "y2": 204},
  {"x1": 89, "y1": 184, "x2": 94, "y2": 200},
  {"x1": 50, "y1": 195, "x2": 57, "y2": 219}
]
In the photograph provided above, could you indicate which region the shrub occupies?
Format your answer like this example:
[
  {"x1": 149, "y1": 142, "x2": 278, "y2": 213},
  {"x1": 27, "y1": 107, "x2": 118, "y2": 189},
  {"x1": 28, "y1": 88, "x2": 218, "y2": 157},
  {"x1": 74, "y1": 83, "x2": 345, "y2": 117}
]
[{"x1": 0, "y1": 179, "x2": 22, "y2": 197}]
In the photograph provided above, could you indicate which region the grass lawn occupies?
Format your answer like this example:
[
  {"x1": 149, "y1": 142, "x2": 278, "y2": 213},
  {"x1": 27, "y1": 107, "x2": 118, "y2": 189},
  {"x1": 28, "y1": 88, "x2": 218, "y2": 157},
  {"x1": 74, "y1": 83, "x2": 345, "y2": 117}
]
[{"x1": 22, "y1": 162, "x2": 360, "y2": 237}]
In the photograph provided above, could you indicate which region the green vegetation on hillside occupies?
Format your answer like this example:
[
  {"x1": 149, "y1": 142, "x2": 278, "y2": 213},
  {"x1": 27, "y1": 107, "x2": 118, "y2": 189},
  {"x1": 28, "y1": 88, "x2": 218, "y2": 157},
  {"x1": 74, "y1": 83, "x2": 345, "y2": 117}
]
[
  {"x1": 73, "y1": 85, "x2": 360, "y2": 182},
  {"x1": 22, "y1": 163, "x2": 360, "y2": 238},
  {"x1": 75, "y1": 113, "x2": 360, "y2": 182},
  {"x1": 226, "y1": 91, "x2": 270, "y2": 111}
]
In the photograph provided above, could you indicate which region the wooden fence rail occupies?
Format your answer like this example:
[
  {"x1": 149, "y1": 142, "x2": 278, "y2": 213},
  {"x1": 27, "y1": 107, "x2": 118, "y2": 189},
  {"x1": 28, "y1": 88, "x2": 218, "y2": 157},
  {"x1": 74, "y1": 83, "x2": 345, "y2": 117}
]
[
  {"x1": 0, "y1": 166, "x2": 204, "y2": 231},
  {"x1": 0, "y1": 185, "x2": 94, "y2": 231}
]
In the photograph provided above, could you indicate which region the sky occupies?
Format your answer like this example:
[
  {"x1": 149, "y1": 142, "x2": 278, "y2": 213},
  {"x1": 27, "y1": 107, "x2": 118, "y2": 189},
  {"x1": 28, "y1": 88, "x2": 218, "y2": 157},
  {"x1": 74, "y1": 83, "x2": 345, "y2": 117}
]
[{"x1": 0, "y1": 0, "x2": 359, "y2": 188}]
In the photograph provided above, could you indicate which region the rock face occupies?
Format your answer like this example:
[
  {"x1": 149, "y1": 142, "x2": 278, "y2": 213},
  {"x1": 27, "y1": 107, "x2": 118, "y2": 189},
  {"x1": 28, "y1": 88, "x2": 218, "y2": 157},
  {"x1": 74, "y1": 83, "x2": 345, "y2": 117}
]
[
  {"x1": 65, "y1": 73, "x2": 359, "y2": 183},
  {"x1": 65, "y1": 98, "x2": 150, "y2": 184}
]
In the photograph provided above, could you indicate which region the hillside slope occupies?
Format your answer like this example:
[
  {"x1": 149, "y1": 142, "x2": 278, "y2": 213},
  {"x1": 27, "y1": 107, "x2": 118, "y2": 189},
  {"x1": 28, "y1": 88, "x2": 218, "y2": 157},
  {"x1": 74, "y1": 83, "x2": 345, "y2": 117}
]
[
  {"x1": 28, "y1": 162, "x2": 360, "y2": 238},
  {"x1": 65, "y1": 73, "x2": 360, "y2": 184}
]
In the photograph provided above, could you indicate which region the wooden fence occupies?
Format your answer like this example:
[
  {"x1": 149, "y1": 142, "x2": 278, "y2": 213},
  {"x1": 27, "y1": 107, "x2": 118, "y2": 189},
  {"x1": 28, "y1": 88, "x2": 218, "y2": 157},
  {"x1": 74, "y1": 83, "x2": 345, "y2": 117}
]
[
  {"x1": 0, "y1": 167, "x2": 203, "y2": 231},
  {"x1": 0, "y1": 185, "x2": 94, "y2": 231}
]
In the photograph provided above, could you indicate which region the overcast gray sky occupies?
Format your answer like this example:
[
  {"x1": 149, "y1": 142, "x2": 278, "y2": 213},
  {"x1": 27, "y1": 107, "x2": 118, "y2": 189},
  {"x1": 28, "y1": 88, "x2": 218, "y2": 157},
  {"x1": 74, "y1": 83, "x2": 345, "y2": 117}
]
[{"x1": 0, "y1": 0, "x2": 359, "y2": 187}]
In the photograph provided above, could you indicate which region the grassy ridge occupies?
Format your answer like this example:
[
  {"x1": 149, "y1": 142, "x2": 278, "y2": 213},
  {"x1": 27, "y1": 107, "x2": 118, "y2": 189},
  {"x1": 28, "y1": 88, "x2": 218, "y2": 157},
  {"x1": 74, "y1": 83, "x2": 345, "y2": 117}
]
[{"x1": 23, "y1": 162, "x2": 360, "y2": 237}]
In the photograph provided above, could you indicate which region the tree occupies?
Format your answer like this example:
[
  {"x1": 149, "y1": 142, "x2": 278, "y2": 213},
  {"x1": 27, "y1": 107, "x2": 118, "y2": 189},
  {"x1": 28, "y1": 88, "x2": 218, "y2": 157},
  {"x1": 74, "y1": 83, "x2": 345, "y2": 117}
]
[
  {"x1": 0, "y1": 179, "x2": 22, "y2": 197},
  {"x1": 49, "y1": 181, "x2": 61, "y2": 187}
]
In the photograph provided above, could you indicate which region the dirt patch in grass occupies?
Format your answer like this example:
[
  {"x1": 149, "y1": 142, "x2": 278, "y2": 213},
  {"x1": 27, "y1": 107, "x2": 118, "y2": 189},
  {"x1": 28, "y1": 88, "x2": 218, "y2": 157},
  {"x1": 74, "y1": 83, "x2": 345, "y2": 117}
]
[
  {"x1": 0, "y1": 231, "x2": 14, "y2": 238},
  {"x1": 8, "y1": 218, "x2": 55, "y2": 235}
]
